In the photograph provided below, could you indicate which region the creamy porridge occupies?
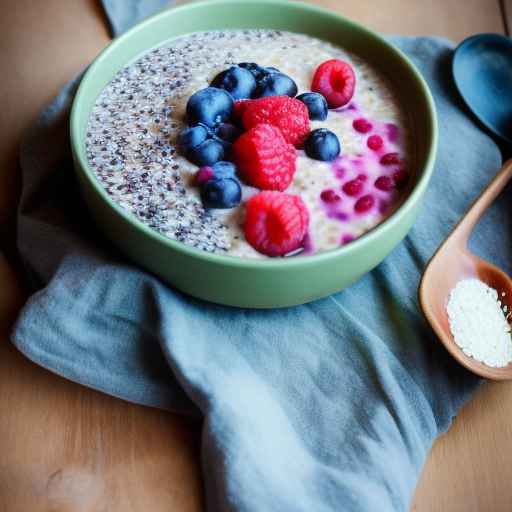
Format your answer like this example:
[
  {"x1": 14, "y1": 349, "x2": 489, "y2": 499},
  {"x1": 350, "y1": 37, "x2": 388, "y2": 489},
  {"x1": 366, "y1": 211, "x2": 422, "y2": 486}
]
[{"x1": 85, "y1": 29, "x2": 413, "y2": 258}]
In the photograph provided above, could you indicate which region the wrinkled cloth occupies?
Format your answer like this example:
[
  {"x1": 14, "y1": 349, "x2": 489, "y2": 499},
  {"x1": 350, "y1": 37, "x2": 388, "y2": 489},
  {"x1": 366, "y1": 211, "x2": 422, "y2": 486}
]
[{"x1": 11, "y1": 1, "x2": 511, "y2": 510}]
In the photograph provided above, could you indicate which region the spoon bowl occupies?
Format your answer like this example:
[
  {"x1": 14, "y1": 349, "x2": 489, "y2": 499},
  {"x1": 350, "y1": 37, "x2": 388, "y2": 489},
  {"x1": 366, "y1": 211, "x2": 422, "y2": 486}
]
[
  {"x1": 420, "y1": 160, "x2": 512, "y2": 379},
  {"x1": 453, "y1": 33, "x2": 512, "y2": 145}
]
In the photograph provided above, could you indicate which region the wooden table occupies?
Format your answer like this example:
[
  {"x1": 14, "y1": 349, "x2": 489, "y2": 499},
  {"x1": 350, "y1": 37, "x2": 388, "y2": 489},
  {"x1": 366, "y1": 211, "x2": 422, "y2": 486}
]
[{"x1": 0, "y1": 1, "x2": 510, "y2": 510}]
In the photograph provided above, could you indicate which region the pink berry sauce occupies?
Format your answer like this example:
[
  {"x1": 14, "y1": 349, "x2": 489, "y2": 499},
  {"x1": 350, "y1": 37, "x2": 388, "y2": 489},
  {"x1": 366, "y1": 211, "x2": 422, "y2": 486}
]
[
  {"x1": 342, "y1": 178, "x2": 364, "y2": 197},
  {"x1": 380, "y1": 152, "x2": 401, "y2": 166},
  {"x1": 386, "y1": 123, "x2": 399, "y2": 143},
  {"x1": 352, "y1": 118, "x2": 373, "y2": 133},
  {"x1": 320, "y1": 189, "x2": 341, "y2": 203},
  {"x1": 316, "y1": 103, "x2": 410, "y2": 248},
  {"x1": 374, "y1": 175, "x2": 394, "y2": 191},
  {"x1": 367, "y1": 134, "x2": 383, "y2": 151},
  {"x1": 354, "y1": 194, "x2": 375, "y2": 213}
]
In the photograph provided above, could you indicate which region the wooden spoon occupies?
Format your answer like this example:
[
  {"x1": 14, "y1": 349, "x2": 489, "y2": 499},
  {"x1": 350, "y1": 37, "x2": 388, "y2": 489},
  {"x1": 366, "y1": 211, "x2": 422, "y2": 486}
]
[{"x1": 419, "y1": 159, "x2": 512, "y2": 379}]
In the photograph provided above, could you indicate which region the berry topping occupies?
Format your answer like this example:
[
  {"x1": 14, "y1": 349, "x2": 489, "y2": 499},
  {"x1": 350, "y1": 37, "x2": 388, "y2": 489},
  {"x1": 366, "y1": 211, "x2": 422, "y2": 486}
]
[
  {"x1": 380, "y1": 152, "x2": 401, "y2": 166},
  {"x1": 215, "y1": 123, "x2": 241, "y2": 144},
  {"x1": 211, "y1": 161, "x2": 237, "y2": 179},
  {"x1": 354, "y1": 194, "x2": 375, "y2": 213},
  {"x1": 232, "y1": 124, "x2": 296, "y2": 191},
  {"x1": 194, "y1": 161, "x2": 236, "y2": 186},
  {"x1": 311, "y1": 59, "x2": 356, "y2": 108},
  {"x1": 304, "y1": 128, "x2": 341, "y2": 161},
  {"x1": 195, "y1": 166, "x2": 215, "y2": 185},
  {"x1": 320, "y1": 189, "x2": 341, "y2": 203},
  {"x1": 241, "y1": 96, "x2": 310, "y2": 147},
  {"x1": 357, "y1": 174, "x2": 367, "y2": 182},
  {"x1": 178, "y1": 124, "x2": 209, "y2": 152},
  {"x1": 374, "y1": 176, "x2": 394, "y2": 191},
  {"x1": 238, "y1": 62, "x2": 268, "y2": 81},
  {"x1": 265, "y1": 66, "x2": 281, "y2": 74},
  {"x1": 233, "y1": 99, "x2": 250, "y2": 119},
  {"x1": 367, "y1": 134, "x2": 384, "y2": 151},
  {"x1": 342, "y1": 177, "x2": 364, "y2": 197},
  {"x1": 393, "y1": 169, "x2": 409, "y2": 188},
  {"x1": 211, "y1": 66, "x2": 257, "y2": 100},
  {"x1": 255, "y1": 72, "x2": 298, "y2": 98},
  {"x1": 186, "y1": 87, "x2": 234, "y2": 127},
  {"x1": 296, "y1": 92, "x2": 328, "y2": 121},
  {"x1": 188, "y1": 138, "x2": 225, "y2": 166},
  {"x1": 201, "y1": 177, "x2": 242, "y2": 209},
  {"x1": 244, "y1": 191, "x2": 309, "y2": 256},
  {"x1": 352, "y1": 118, "x2": 372, "y2": 133}
]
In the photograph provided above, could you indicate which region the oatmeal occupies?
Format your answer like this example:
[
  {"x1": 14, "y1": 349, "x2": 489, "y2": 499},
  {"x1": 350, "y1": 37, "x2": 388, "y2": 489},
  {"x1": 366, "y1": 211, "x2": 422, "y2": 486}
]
[{"x1": 85, "y1": 30, "x2": 413, "y2": 258}]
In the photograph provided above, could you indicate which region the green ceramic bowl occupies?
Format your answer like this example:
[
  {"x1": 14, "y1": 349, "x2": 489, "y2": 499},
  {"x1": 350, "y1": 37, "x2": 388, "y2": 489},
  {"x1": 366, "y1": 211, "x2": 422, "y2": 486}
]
[{"x1": 70, "y1": 0, "x2": 437, "y2": 308}]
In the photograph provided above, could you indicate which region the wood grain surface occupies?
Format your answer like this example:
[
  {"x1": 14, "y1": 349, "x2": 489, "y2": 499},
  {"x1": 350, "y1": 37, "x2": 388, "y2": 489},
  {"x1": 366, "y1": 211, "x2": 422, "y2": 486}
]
[
  {"x1": 503, "y1": 0, "x2": 512, "y2": 34},
  {"x1": 0, "y1": 1, "x2": 509, "y2": 511}
]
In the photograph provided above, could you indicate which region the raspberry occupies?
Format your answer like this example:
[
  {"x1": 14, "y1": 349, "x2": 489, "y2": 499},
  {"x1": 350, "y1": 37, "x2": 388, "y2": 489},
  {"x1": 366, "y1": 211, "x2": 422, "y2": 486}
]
[
  {"x1": 241, "y1": 96, "x2": 310, "y2": 147},
  {"x1": 233, "y1": 99, "x2": 250, "y2": 119},
  {"x1": 311, "y1": 59, "x2": 356, "y2": 108},
  {"x1": 353, "y1": 118, "x2": 372, "y2": 133},
  {"x1": 354, "y1": 194, "x2": 375, "y2": 213},
  {"x1": 380, "y1": 152, "x2": 401, "y2": 165},
  {"x1": 232, "y1": 123, "x2": 296, "y2": 191},
  {"x1": 374, "y1": 176, "x2": 394, "y2": 191},
  {"x1": 367, "y1": 135, "x2": 383, "y2": 151},
  {"x1": 244, "y1": 191, "x2": 309, "y2": 256}
]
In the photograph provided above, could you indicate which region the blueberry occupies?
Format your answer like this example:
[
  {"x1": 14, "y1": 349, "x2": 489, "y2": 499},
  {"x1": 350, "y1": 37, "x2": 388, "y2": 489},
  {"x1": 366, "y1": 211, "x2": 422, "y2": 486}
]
[
  {"x1": 255, "y1": 72, "x2": 298, "y2": 98},
  {"x1": 211, "y1": 161, "x2": 237, "y2": 179},
  {"x1": 211, "y1": 66, "x2": 256, "y2": 100},
  {"x1": 215, "y1": 123, "x2": 241, "y2": 143},
  {"x1": 296, "y1": 92, "x2": 328, "y2": 121},
  {"x1": 304, "y1": 129, "x2": 341, "y2": 161},
  {"x1": 186, "y1": 87, "x2": 234, "y2": 128},
  {"x1": 265, "y1": 66, "x2": 280, "y2": 74},
  {"x1": 201, "y1": 178, "x2": 242, "y2": 209},
  {"x1": 238, "y1": 62, "x2": 267, "y2": 80},
  {"x1": 188, "y1": 139, "x2": 225, "y2": 166},
  {"x1": 177, "y1": 124, "x2": 209, "y2": 151}
]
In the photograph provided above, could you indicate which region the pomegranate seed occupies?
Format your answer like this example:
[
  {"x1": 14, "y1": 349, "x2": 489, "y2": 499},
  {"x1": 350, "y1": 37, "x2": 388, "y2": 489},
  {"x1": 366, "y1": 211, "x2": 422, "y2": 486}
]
[
  {"x1": 352, "y1": 118, "x2": 373, "y2": 134},
  {"x1": 342, "y1": 178, "x2": 364, "y2": 197},
  {"x1": 374, "y1": 176, "x2": 394, "y2": 191},
  {"x1": 354, "y1": 194, "x2": 375, "y2": 213},
  {"x1": 341, "y1": 234, "x2": 354, "y2": 244},
  {"x1": 393, "y1": 169, "x2": 410, "y2": 188},
  {"x1": 320, "y1": 189, "x2": 341, "y2": 203},
  {"x1": 357, "y1": 174, "x2": 367, "y2": 182},
  {"x1": 367, "y1": 135, "x2": 383, "y2": 151},
  {"x1": 380, "y1": 152, "x2": 401, "y2": 165}
]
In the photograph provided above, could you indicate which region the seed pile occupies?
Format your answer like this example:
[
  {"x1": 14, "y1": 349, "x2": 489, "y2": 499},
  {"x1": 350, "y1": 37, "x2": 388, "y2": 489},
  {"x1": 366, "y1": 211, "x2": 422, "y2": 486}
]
[{"x1": 447, "y1": 278, "x2": 512, "y2": 367}]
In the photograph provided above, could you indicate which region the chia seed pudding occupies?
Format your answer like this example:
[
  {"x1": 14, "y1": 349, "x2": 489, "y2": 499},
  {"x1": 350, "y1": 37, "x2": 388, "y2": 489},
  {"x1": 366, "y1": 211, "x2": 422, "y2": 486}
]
[{"x1": 85, "y1": 29, "x2": 413, "y2": 258}]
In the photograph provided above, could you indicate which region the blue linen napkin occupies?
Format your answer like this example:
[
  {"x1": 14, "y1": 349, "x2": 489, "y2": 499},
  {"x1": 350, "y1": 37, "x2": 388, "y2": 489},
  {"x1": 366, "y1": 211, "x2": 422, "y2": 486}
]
[{"x1": 11, "y1": 1, "x2": 512, "y2": 510}]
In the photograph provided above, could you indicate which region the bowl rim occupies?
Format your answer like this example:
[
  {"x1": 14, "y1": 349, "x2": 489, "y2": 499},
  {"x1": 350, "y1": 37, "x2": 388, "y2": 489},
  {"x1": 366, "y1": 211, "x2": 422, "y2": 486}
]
[{"x1": 70, "y1": 0, "x2": 438, "y2": 270}]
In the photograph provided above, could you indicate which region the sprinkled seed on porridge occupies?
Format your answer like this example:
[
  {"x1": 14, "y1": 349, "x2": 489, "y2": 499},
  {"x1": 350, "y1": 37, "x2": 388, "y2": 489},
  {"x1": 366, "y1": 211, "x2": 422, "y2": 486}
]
[{"x1": 86, "y1": 29, "x2": 413, "y2": 258}]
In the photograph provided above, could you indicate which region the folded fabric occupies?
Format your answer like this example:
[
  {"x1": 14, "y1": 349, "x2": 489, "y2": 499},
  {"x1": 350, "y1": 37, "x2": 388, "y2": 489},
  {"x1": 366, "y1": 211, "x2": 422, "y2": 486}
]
[{"x1": 12, "y1": 1, "x2": 511, "y2": 510}]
